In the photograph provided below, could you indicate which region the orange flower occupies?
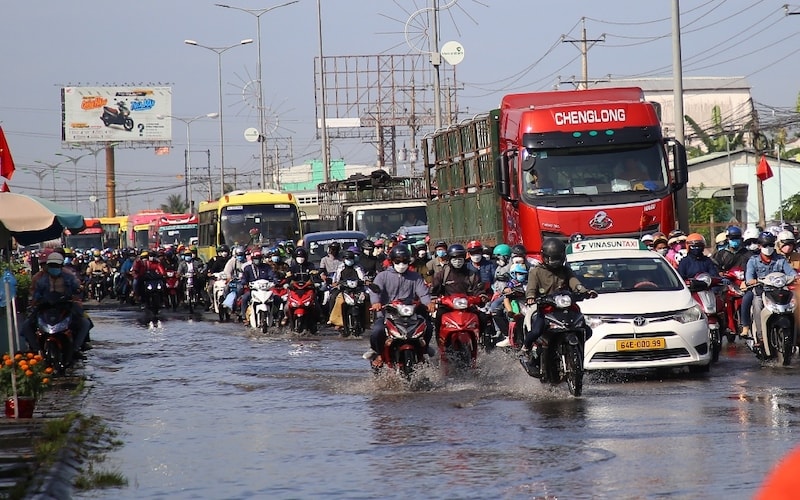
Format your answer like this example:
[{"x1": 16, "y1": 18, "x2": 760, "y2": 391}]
[
  {"x1": 4, "y1": 359, "x2": 12, "y2": 367},
  {"x1": 14, "y1": 354, "x2": 22, "y2": 361},
  {"x1": 42, "y1": 378, "x2": 49, "y2": 385},
  {"x1": 25, "y1": 370, "x2": 34, "y2": 377},
  {"x1": 44, "y1": 367, "x2": 54, "y2": 374}
]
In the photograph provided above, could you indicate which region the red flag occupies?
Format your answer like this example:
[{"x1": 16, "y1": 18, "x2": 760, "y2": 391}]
[
  {"x1": 756, "y1": 155, "x2": 773, "y2": 181},
  {"x1": 0, "y1": 126, "x2": 15, "y2": 181}
]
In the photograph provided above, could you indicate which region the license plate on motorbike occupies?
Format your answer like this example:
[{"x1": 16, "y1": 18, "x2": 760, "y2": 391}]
[{"x1": 616, "y1": 338, "x2": 666, "y2": 351}]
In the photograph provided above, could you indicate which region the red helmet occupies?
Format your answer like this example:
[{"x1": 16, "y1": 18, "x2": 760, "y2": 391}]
[
  {"x1": 466, "y1": 240, "x2": 483, "y2": 253},
  {"x1": 251, "y1": 251, "x2": 262, "y2": 259}
]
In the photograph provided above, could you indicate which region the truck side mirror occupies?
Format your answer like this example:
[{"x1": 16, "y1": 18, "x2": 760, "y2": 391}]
[
  {"x1": 667, "y1": 139, "x2": 688, "y2": 190},
  {"x1": 496, "y1": 151, "x2": 516, "y2": 200}
]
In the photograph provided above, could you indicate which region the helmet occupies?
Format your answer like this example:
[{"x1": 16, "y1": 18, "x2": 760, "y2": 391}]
[
  {"x1": 778, "y1": 230, "x2": 795, "y2": 245},
  {"x1": 510, "y1": 244, "x2": 527, "y2": 257},
  {"x1": 540, "y1": 237, "x2": 566, "y2": 270},
  {"x1": 234, "y1": 246, "x2": 245, "y2": 256},
  {"x1": 294, "y1": 247, "x2": 308, "y2": 259},
  {"x1": 388, "y1": 244, "x2": 411, "y2": 263},
  {"x1": 217, "y1": 244, "x2": 230, "y2": 254},
  {"x1": 466, "y1": 240, "x2": 483, "y2": 253},
  {"x1": 434, "y1": 240, "x2": 447, "y2": 250},
  {"x1": 743, "y1": 227, "x2": 759, "y2": 242},
  {"x1": 714, "y1": 232, "x2": 727, "y2": 245},
  {"x1": 640, "y1": 234, "x2": 654, "y2": 243},
  {"x1": 328, "y1": 242, "x2": 341, "y2": 254},
  {"x1": 569, "y1": 233, "x2": 585, "y2": 243},
  {"x1": 251, "y1": 250, "x2": 262, "y2": 259},
  {"x1": 183, "y1": 248, "x2": 192, "y2": 256},
  {"x1": 758, "y1": 231, "x2": 776, "y2": 247},
  {"x1": 92, "y1": 250, "x2": 101, "y2": 258},
  {"x1": 46, "y1": 253, "x2": 64, "y2": 266},
  {"x1": 686, "y1": 233, "x2": 706, "y2": 247},
  {"x1": 360, "y1": 239, "x2": 375, "y2": 251},
  {"x1": 510, "y1": 263, "x2": 528, "y2": 282},
  {"x1": 493, "y1": 243, "x2": 512, "y2": 258},
  {"x1": 726, "y1": 226, "x2": 742, "y2": 240},
  {"x1": 267, "y1": 247, "x2": 280, "y2": 257},
  {"x1": 447, "y1": 244, "x2": 466, "y2": 259},
  {"x1": 140, "y1": 250, "x2": 149, "y2": 258},
  {"x1": 342, "y1": 250, "x2": 356, "y2": 261},
  {"x1": 667, "y1": 230, "x2": 686, "y2": 246}
]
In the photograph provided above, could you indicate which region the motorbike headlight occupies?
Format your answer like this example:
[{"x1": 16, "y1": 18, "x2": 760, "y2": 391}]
[
  {"x1": 695, "y1": 273, "x2": 712, "y2": 287},
  {"x1": 673, "y1": 305, "x2": 703, "y2": 323},
  {"x1": 554, "y1": 294, "x2": 572, "y2": 309},
  {"x1": 767, "y1": 274, "x2": 787, "y2": 288},
  {"x1": 346, "y1": 280, "x2": 358, "y2": 288},
  {"x1": 584, "y1": 315, "x2": 605, "y2": 329},
  {"x1": 452, "y1": 297, "x2": 469, "y2": 310},
  {"x1": 734, "y1": 270, "x2": 745, "y2": 281},
  {"x1": 396, "y1": 304, "x2": 415, "y2": 317}
]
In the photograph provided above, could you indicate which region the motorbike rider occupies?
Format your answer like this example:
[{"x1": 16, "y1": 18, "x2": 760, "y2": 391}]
[
  {"x1": 118, "y1": 249, "x2": 136, "y2": 300},
  {"x1": 239, "y1": 250, "x2": 277, "y2": 323},
  {"x1": 204, "y1": 245, "x2": 230, "y2": 310},
  {"x1": 223, "y1": 246, "x2": 249, "y2": 317},
  {"x1": 740, "y1": 232, "x2": 797, "y2": 342},
  {"x1": 282, "y1": 247, "x2": 320, "y2": 326},
  {"x1": 677, "y1": 234, "x2": 720, "y2": 280},
  {"x1": 776, "y1": 229, "x2": 800, "y2": 271},
  {"x1": 319, "y1": 242, "x2": 342, "y2": 279},
  {"x1": 267, "y1": 247, "x2": 290, "y2": 278},
  {"x1": 465, "y1": 240, "x2": 495, "y2": 290},
  {"x1": 424, "y1": 240, "x2": 449, "y2": 283},
  {"x1": 411, "y1": 241, "x2": 430, "y2": 277},
  {"x1": 714, "y1": 226, "x2": 751, "y2": 272},
  {"x1": 520, "y1": 238, "x2": 597, "y2": 368},
  {"x1": 430, "y1": 244, "x2": 487, "y2": 340},
  {"x1": 21, "y1": 252, "x2": 91, "y2": 359},
  {"x1": 666, "y1": 230, "x2": 687, "y2": 269},
  {"x1": 85, "y1": 249, "x2": 111, "y2": 277},
  {"x1": 163, "y1": 247, "x2": 179, "y2": 271},
  {"x1": 488, "y1": 243, "x2": 514, "y2": 343},
  {"x1": 328, "y1": 250, "x2": 367, "y2": 329},
  {"x1": 358, "y1": 239, "x2": 383, "y2": 281},
  {"x1": 177, "y1": 248, "x2": 200, "y2": 305},
  {"x1": 363, "y1": 244, "x2": 433, "y2": 366},
  {"x1": 133, "y1": 250, "x2": 167, "y2": 302}
]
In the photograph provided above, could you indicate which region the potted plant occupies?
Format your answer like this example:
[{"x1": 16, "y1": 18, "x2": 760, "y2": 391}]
[{"x1": 0, "y1": 352, "x2": 53, "y2": 418}]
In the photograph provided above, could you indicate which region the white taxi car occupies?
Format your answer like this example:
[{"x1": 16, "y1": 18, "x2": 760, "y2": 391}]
[{"x1": 566, "y1": 238, "x2": 711, "y2": 372}]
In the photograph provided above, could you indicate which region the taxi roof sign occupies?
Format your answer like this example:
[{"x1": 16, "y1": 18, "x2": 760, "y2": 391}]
[{"x1": 567, "y1": 238, "x2": 648, "y2": 254}]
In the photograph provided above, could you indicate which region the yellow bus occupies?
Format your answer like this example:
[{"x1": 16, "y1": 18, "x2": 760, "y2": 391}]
[
  {"x1": 197, "y1": 190, "x2": 303, "y2": 261},
  {"x1": 98, "y1": 215, "x2": 129, "y2": 249}
]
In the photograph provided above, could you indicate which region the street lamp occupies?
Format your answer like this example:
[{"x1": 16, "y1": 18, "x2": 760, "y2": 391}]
[
  {"x1": 24, "y1": 167, "x2": 50, "y2": 198},
  {"x1": 216, "y1": 1, "x2": 299, "y2": 189},
  {"x1": 34, "y1": 160, "x2": 64, "y2": 202},
  {"x1": 157, "y1": 113, "x2": 218, "y2": 212},
  {"x1": 55, "y1": 152, "x2": 90, "y2": 212},
  {"x1": 185, "y1": 38, "x2": 253, "y2": 198}
]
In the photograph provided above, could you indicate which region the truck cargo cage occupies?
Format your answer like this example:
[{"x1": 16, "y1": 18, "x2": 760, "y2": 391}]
[{"x1": 317, "y1": 171, "x2": 425, "y2": 220}]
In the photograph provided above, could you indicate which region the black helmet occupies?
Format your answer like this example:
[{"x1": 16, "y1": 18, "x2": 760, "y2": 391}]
[
  {"x1": 217, "y1": 244, "x2": 230, "y2": 255},
  {"x1": 388, "y1": 244, "x2": 411, "y2": 263},
  {"x1": 342, "y1": 250, "x2": 355, "y2": 261},
  {"x1": 434, "y1": 240, "x2": 448, "y2": 250},
  {"x1": 328, "y1": 242, "x2": 341, "y2": 254},
  {"x1": 541, "y1": 237, "x2": 567, "y2": 270},
  {"x1": 757, "y1": 231, "x2": 776, "y2": 247},
  {"x1": 294, "y1": 247, "x2": 308, "y2": 259},
  {"x1": 569, "y1": 232, "x2": 585, "y2": 243},
  {"x1": 360, "y1": 239, "x2": 375, "y2": 251},
  {"x1": 447, "y1": 244, "x2": 466, "y2": 259},
  {"x1": 511, "y1": 244, "x2": 527, "y2": 257}
]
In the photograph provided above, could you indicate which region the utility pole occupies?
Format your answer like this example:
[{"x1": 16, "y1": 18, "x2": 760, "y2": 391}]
[
  {"x1": 430, "y1": 0, "x2": 442, "y2": 129},
  {"x1": 562, "y1": 17, "x2": 605, "y2": 90},
  {"x1": 751, "y1": 98, "x2": 767, "y2": 228},
  {"x1": 672, "y1": 0, "x2": 689, "y2": 231}
]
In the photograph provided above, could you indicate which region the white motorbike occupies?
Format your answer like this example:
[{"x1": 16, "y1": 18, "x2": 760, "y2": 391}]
[
  {"x1": 247, "y1": 279, "x2": 276, "y2": 333},
  {"x1": 212, "y1": 272, "x2": 231, "y2": 322}
]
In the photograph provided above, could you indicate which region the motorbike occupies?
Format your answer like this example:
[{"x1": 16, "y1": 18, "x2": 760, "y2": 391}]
[
  {"x1": 339, "y1": 278, "x2": 367, "y2": 338},
  {"x1": 34, "y1": 293, "x2": 75, "y2": 376},
  {"x1": 520, "y1": 290, "x2": 592, "y2": 397},
  {"x1": 142, "y1": 272, "x2": 166, "y2": 318},
  {"x1": 116, "y1": 270, "x2": 133, "y2": 305},
  {"x1": 247, "y1": 279, "x2": 276, "y2": 333},
  {"x1": 376, "y1": 300, "x2": 429, "y2": 380},
  {"x1": 212, "y1": 272, "x2": 235, "y2": 322},
  {"x1": 165, "y1": 270, "x2": 181, "y2": 311},
  {"x1": 100, "y1": 100, "x2": 134, "y2": 131},
  {"x1": 752, "y1": 272, "x2": 796, "y2": 365},
  {"x1": 687, "y1": 273, "x2": 724, "y2": 363},
  {"x1": 721, "y1": 267, "x2": 746, "y2": 343},
  {"x1": 183, "y1": 270, "x2": 199, "y2": 314},
  {"x1": 436, "y1": 294, "x2": 482, "y2": 372},
  {"x1": 286, "y1": 278, "x2": 318, "y2": 335},
  {"x1": 271, "y1": 280, "x2": 289, "y2": 327},
  {"x1": 89, "y1": 271, "x2": 107, "y2": 302}
]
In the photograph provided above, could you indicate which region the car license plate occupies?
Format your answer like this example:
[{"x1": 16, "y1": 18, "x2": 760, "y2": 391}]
[{"x1": 616, "y1": 338, "x2": 666, "y2": 351}]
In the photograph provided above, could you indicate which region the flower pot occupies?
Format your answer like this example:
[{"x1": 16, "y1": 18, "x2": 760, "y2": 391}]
[{"x1": 5, "y1": 397, "x2": 36, "y2": 418}]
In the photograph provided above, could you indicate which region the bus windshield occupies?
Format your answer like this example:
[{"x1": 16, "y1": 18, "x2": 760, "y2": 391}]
[
  {"x1": 522, "y1": 143, "x2": 668, "y2": 198},
  {"x1": 134, "y1": 229, "x2": 149, "y2": 249},
  {"x1": 65, "y1": 234, "x2": 103, "y2": 250},
  {"x1": 220, "y1": 204, "x2": 300, "y2": 248},
  {"x1": 355, "y1": 207, "x2": 427, "y2": 238},
  {"x1": 158, "y1": 225, "x2": 197, "y2": 247}
]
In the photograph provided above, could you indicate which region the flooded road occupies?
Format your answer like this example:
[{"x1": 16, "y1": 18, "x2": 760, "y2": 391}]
[{"x1": 76, "y1": 309, "x2": 800, "y2": 499}]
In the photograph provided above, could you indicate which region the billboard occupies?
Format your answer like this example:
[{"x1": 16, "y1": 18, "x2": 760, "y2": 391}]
[{"x1": 61, "y1": 86, "x2": 172, "y2": 143}]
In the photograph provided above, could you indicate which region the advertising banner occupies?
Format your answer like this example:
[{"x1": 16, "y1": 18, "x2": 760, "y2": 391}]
[{"x1": 61, "y1": 86, "x2": 172, "y2": 143}]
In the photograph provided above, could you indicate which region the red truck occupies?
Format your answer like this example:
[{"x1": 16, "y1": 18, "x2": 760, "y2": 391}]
[{"x1": 423, "y1": 87, "x2": 688, "y2": 251}]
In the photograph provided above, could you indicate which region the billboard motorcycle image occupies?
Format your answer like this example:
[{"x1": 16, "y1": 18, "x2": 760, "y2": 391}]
[{"x1": 61, "y1": 86, "x2": 172, "y2": 143}]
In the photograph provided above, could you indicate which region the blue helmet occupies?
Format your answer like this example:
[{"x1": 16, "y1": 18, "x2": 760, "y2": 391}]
[
  {"x1": 510, "y1": 263, "x2": 528, "y2": 282},
  {"x1": 726, "y1": 226, "x2": 742, "y2": 239}
]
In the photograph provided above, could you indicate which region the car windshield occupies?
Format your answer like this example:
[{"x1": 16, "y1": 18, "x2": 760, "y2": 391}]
[
  {"x1": 523, "y1": 143, "x2": 668, "y2": 197},
  {"x1": 568, "y1": 256, "x2": 684, "y2": 293},
  {"x1": 355, "y1": 207, "x2": 427, "y2": 238},
  {"x1": 306, "y1": 237, "x2": 362, "y2": 266}
]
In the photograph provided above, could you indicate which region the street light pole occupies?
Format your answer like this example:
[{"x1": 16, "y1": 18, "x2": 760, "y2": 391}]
[
  {"x1": 34, "y1": 160, "x2": 64, "y2": 202},
  {"x1": 157, "y1": 113, "x2": 219, "y2": 212},
  {"x1": 56, "y1": 152, "x2": 89, "y2": 212},
  {"x1": 215, "y1": 1, "x2": 299, "y2": 189},
  {"x1": 25, "y1": 167, "x2": 49, "y2": 198},
  {"x1": 185, "y1": 38, "x2": 253, "y2": 198}
]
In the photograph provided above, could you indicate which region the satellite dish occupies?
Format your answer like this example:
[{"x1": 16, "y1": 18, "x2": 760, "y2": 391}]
[
  {"x1": 244, "y1": 127, "x2": 260, "y2": 143},
  {"x1": 441, "y1": 41, "x2": 465, "y2": 65}
]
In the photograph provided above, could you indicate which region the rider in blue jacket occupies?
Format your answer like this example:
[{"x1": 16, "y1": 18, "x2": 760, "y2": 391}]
[{"x1": 677, "y1": 233, "x2": 720, "y2": 280}]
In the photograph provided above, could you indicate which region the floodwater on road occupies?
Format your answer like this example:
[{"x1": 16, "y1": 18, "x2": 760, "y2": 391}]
[{"x1": 75, "y1": 309, "x2": 800, "y2": 499}]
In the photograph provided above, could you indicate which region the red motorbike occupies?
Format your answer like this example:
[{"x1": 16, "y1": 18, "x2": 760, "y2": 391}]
[
  {"x1": 165, "y1": 270, "x2": 180, "y2": 311},
  {"x1": 687, "y1": 273, "x2": 724, "y2": 363},
  {"x1": 286, "y1": 279, "x2": 318, "y2": 334},
  {"x1": 436, "y1": 294, "x2": 482, "y2": 372},
  {"x1": 721, "y1": 267, "x2": 745, "y2": 343},
  {"x1": 377, "y1": 300, "x2": 428, "y2": 379}
]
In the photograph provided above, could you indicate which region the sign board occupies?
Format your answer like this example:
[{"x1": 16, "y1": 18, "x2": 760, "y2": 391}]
[
  {"x1": 61, "y1": 86, "x2": 172, "y2": 143},
  {"x1": 244, "y1": 127, "x2": 260, "y2": 143},
  {"x1": 440, "y1": 41, "x2": 465, "y2": 65}
]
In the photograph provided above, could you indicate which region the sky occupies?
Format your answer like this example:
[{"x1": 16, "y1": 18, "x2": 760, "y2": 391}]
[{"x1": 2, "y1": 0, "x2": 799, "y2": 216}]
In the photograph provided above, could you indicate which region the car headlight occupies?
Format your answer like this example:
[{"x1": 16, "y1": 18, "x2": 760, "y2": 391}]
[
  {"x1": 584, "y1": 315, "x2": 605, "y2": 329},
  {"x1": 673, "y1": 305, "x2": 703, "y2": 323}
]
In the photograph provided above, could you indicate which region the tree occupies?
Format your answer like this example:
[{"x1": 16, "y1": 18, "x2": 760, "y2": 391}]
[
  {"x1": 160, "y1": 194, "x2": 189, "y2": 214},
  {"x1": 774, "y1": 192, "x2": 800, "y2": 222},
  {"x1": 689, "y1": 185, "x2": 731, "y2": 241},
  {"x1": 684, "y1": 105, "x2": 746, "y2": 159}
]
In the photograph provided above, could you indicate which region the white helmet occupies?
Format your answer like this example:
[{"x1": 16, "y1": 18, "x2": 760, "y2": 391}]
[
  {"x1": 742, "y1": 227, "x2": 759, "y2": 242},
  {"x1": 778, "y1": 230, "x2": 795, "y2": 244}
]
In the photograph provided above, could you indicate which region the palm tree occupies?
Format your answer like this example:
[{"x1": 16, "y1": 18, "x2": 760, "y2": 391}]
[
  {"x1": 684, "y1": 105, "x2": 746, "y2": 158},
  {"x1": 160, "y1": 194, "x2": 189, "y2": 214}
]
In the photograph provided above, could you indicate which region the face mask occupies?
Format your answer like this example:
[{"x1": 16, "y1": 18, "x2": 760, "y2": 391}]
[
  {"x1": 252, "y1": 258, "x2": 262, "y2": 266},
  {"x1": 373, "y1": 249, "x2": 382, "y2": 257},
  {"x1": 514, "y1": 273, "x2": 527, "y2": 283},
  {"x1": 64, "y1": 257, "x2": 72, "y2": 265},
  {"x1": 689, "y1": 247, "x2": 704, "y2": 257},
  {"x1": 469, "y1": 254, "x2": 482, "y2": 264},
  {"x1": 393, "y1": 262, "x2": 409, "y2": 273},
  {"x1": 94, "y1": 257, "x2": 102, "y2": 261},
  {"x1": 417, "y1": 250, "x2": 427, "y2": 258},
  {"x1": 728, "y1": 239, "x2": 741, "y2": 250},
  {"x1": 450, "y1": 258, "x2": 465, "y2": 269},
  {"x1": 271, "y1": 256, "x2": 281, "y2": 263},
  {"x1": 512, "y1": 257, "x2": 525, "y2": 265},
  {"x1": 344, "y1": 259, "x2": 354, "y2": 267},
  {"x1": 435, "y1": 249, "x2": 446, "y2": 258},
  {"x1": 184, "y1": 256, "x2": 192, "y2": 262},
  {"x1": 296, "y1": 257, "x2": 305, "y2": 264},
  {"x1": 761, "y1": 246, "x2": 775, "y2": 256},
  {"x1": 657, "y1": 248, "x2": 669, "y2": 256},
  {"x1": 220, "y1": 252, "x2": 229, "y2": 258},
  {"x1": 236, "y1": 255, "x2": 245, "y2": 262},
  {"x1": 747, "y1": 242, "x2": 759, "y2": 251},
  {"x1": 47, "y1": 267, "x2": 62, "y2": 277}
]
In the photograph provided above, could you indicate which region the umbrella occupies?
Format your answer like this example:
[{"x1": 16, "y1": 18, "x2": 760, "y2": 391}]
[{"x1": 0, "y1": 192, "x2": 85, "y2": 246}]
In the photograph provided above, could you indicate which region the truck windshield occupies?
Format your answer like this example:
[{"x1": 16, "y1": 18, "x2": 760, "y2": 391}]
[
  {"x1": 220, "y1": 204, "x2": 300, "y2": 248},
  {"x1": 523, "y1": 143, "x2": 668, "y2": 198},
  {"x1": 355, "y1": 207, "x2": 427, "y2": 238}
]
